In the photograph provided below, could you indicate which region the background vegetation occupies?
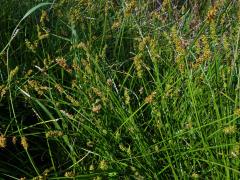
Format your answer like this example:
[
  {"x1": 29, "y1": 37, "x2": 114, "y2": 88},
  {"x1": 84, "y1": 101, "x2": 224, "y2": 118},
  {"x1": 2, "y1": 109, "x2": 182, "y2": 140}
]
[{"x1": 0, "y1": 0, "x2": 239, "y2": 179}]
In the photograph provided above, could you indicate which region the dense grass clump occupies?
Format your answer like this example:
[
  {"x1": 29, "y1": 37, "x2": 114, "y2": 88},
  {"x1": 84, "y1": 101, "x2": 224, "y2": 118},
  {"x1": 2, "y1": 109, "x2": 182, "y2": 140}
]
[{"x1": 0, "y1": 0, "x2": 240, "y2": 179}]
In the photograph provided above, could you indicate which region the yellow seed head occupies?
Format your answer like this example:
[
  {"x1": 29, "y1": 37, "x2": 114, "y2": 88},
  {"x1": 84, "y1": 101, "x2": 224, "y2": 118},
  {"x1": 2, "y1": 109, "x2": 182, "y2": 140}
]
[
  {"x1": 138, "y1": 36, "x2": 150, "y2": 51},
  {"x1": 0, "y1": 85, "x2": 7, "y2": 98},
  {"x1": 12, "y1": 136, "x2": 17, "y2": 145},
  {"x1": 193, "y1": 56, "x2": 203, "y2": 70},
  {"x1": 133, "y1": 53, "x2": 143, "y2": 78},
  {"x1": 145, "y1": 91, "x2": 157, "y2": 104},
  {"x1": 86, "y1": 141, "x2": 94, "y2": 148},
  {"x1": 130, "y1": 166, "x2": 137, "y2": 172},
  {"x1": 234, "y1": 108, "x2": 240, "y2": 116},
  {"x1": 60, "y1": 110, "x2": 73, "y2": 119},
  {"x1": 28, "y1": 80, "x2": 48, "y2": 96},
  {"x1": 32, "y1": 175, "x2": 44, "y2": 180},
  {"x1": 151, "y1": 11, "x2": 161, "y2": 21},
  {"x1": 92, "y1": 87, "x2": 102, "y2": 97},
  {"x1": 139, "y1": 87, "x2": 144, "y2": 94},
  {"x1": 9, "y1": 66, "x2": 19, "y2": 81},
  {"x1": 55, "y1": 83, "x2": 64, "y2": 94},
  {"x1": 191, "y1": 173, "x2": 200, "y2": 179},
  {"x1": 94, "y1": 176, "x2": 102, "y2": 180},
  {"x1": 124, "y1": 88, "x2": 130, "y2": 105},
  {"x1": 25, "y1": 69, "x2": 33, "y2": 77},
  {"x1": 150, "y1": 38, "x2": 159, "y2": 63},
  {"x1": 21, "y1": 136, "x2": 28, "y2": 150},
  {"x1": 107, "y1": 79, "x2": 113, "y2": 86},
  {"x1": 223, "y1": 125, "x2": 237, "y2": 135},
  {"x1": 64, "y1": 171, "x2": 75, "y2": 177},
  {"x1": 81, "y1": 59, "x2": 92, "y2": 75},
  {"x1": 114, "y1": 130, "x2": 121, "y2": 141},
  {"x1": 25, "y1": 39, "x2": 38, "y2": 53},
  {"x1": 154, "y1": 145, "x2": 160, "y2": 153},
  {"x1": 72, "y1": 57, "x2": 80, "y2": 71},
  {"x1": 0, "y1": 134, "x2": 7, "y2": 148},
  {"x1": 193, "y1": 35, "x2": 211, "y2": 69},
  {"x1": 207, "y1": 6, "x2": 217, "y2": 22},
  {"x1": 185, "y1": 122, "x2": 193, "y2": 129},
  {"x1": 100, "y1": 44, "x2": 108, "y2": 60},
  {"x1": 209, "y1": 20, "x2": 217, "y2": 44},
  {"x1": 160, "y1": 0, "x2": 169, "y2": 13},
  {"x1": 195, "y1": 39, "x2": 201, "y2": 55},
  {"x1": 124, "y1": 0, "x2": 137, "y2": 17},
  {"x1": 126, "y1": 146, "x2": 131, "y2": 155},
  {"x1": 89, "y1": 164, "x2": 94, "y2": 171},
  {"x1": 37, "y1": 25, "x2": 49, "y2": 40},
  {"x1": 99, "y1": 160, "x2": 108, "y2": 170},
  {"x1": 119, "y1": 143, "x2": 126, "y2": 151},
  {"x1": 222, "y1": 33, "x2": 230, "y2": 52},
  {"x1": 40, "y1": 10, "x2": 49, "y2": 27},
  {"x1": 112, "y1": 20, "x2": 121, "y2": 29},
  {"x1": 66, "y1": 95, "x2": 80, "y2": 106},
  {"x1": 77, "y1": 42, "x2": 88, "y2": 51},
  {"x1": 46, "y1": 130, "x2": 64, "y2": 138},
  {"x1": 202, "y1": 35, "x2": 211, "y2": 61},
  {"x1": 230, "y1": 143, "x2": 240, "y2": 158},
  {"x1": 92, "y1": 104, "x2": 102, "y2": 113},
  {"x1": 178, "y1": 63, "x2": 185, "y2": 73},
  {"x1": 56, "y1": 57, "x2": 72, "y2": 73},
  {"x1": 171, "y1": 26, "x2": 185, "y2": 55}
]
